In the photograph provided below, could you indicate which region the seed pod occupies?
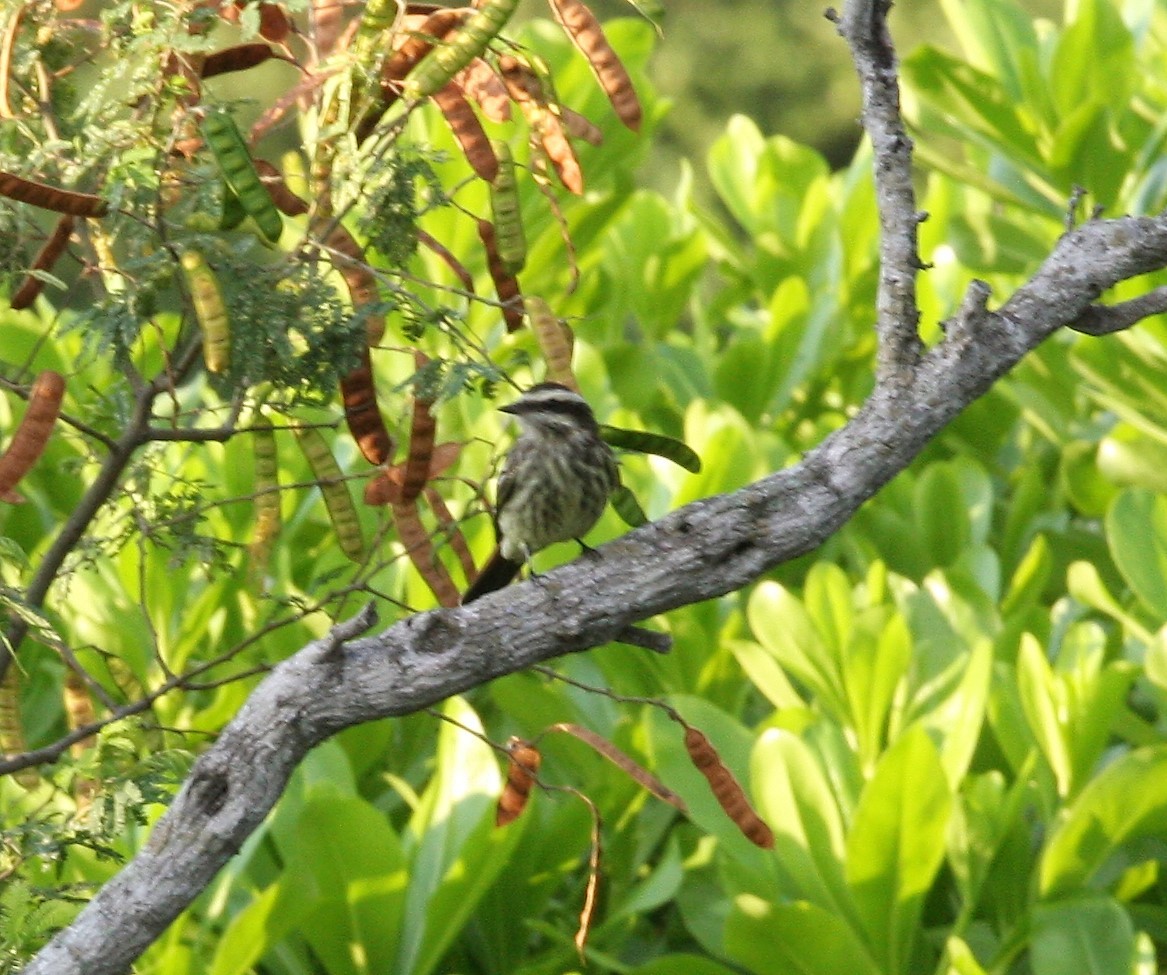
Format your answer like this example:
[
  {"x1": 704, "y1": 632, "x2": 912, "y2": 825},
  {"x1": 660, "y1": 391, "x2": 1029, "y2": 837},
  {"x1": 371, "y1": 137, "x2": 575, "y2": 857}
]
[
  {"x1": 457, "y1": 58, "x2": 511, "y2": 122},
  {"x1": 0, "y1": 370, "x2": 65, "y2": 502},
  {"x1": 402, "y1": 0, "x2": 518, "y2": 101},
  {"x1": 0, "y1": 668, "x2": 38, "y2": 788},
  {"x1": 477, "y1": 218, "x2": 523, "y2": 331},
  {"x1": 398, "y1": 376, "x2": 436, "y2": 505},
  {"x1": 200, "y1": 42, "x2": 275, "y2": 78},
  {"x1": 609, "y1": 483, "x2": 647, "y2": 527},
  {"x1": 391, "y1": 497, "x2": 460, "y2": 606},
  {"x1": 496, "y1": 738, "x2": 541, "y2": 826},
  {"x1": 249, "y1": 416, "x2": 282, "y2": 583},
  {"x1": 0, "y1": 170, "x2": 107, "y2": 216},
  {"x1": 548, "y1": 0, "x2": 642, "y2": 131},
  {"x1": 202, "y1": 108, "x2": 283, "y2": 242},
  {"x1": 683, "y1": 725, "x2": 774, "y2": 849},
  {"x1": 380, "y1": 8, "x2": 470, "y2": 106},
  {"x1": 526, "y1": 296, "x2": 574, "y2": 388},
  {"x1": 10, "y1": 215, "x2": 74, "y2": 310},
  {"x1": 340, "y1": 351, "x2": 393, "y2": 466},
  {"x1": 432, "y1": 82, "x2": 498, "y2": 182},
  {"x1": 293, "y1": 424, "x2": 365, "y2": 562},
  {"x1": 599, "y1": 425, "x2": 702, "y2": 472},
  {"x1": 490, "y1": 140, "x2": 525, "y2": 274},
  {"x1": 180, "y1": 249, "x2": 230, "y2": 374}
]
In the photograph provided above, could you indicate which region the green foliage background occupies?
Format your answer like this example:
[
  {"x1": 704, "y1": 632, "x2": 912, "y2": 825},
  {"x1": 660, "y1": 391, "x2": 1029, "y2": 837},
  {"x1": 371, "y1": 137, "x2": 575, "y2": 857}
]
[{"x1": 4, "y1": 1, "x2": 1167, "y2": 974}]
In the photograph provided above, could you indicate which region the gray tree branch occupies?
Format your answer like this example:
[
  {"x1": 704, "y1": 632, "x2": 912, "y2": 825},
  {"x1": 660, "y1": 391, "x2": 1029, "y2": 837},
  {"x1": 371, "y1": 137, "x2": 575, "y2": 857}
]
[{"x1": 25, "y1": 2, "x2": 1167, "y2": 973}]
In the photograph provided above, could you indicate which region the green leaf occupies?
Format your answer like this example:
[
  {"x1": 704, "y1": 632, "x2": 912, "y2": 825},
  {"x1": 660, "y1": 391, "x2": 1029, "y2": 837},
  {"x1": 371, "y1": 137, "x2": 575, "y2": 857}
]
[
  {"x1": 1040, "y1": 745, "x2": 1167, "y2": 898},
  {"x1": 748, "y1": 582, "x2": 846, "y2": 716},
  {"x1": 600, "y1": 425, "x2": 702, "y2": 472},
  {"x1": 844, "y1": 725, "x2": 953, "y2": 974},
  {"x1": 751, "y1": 729, "x2": 852, "y2": 916},
  {"x1": 1017, "y1": 633, "x2": 1073, "y2": 797},
  {"x1": 1106, "y1": 489, "x2": 1167, "y2": 618},
  {"x1": 723, "y1": 896, "x2": 879, "y2": 975},
  {"x1": 1030, "y1": 896, "x2": 1136, "y2": 975}
]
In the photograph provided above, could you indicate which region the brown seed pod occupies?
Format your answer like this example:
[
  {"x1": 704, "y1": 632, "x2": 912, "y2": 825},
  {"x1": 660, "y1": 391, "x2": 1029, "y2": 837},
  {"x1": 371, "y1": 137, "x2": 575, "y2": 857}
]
[
  {"x1": 363, "y1": 441, "x2": 463, "y2": 506},
  {"x1": 0, "y1": 3, "x2": 26, "y2": 120},
  {"x1": 380, "y1": 8, "x2": 470, "y2": 105},
  {"x1": 424, "y1": 483, "x2": 478, "y2": 584},
  {"x1": 10, "y1": 215, "x2": 74, "y2": 310},
  {"x1": 324, "y1": 223, "x2": 384, "y2": 344},
  {"x1": 252, "y1": 158, "x2": 309, "y2": 216},
  {"x1": 417, "y1": 228, "x2": 475, "y2": 293},
  {"x1": 683, "y1": 725, "x2": 774, "y2": 849},
  {"x1": 549, "y1": 722, "x2": 687, "y2": 811},
  {"x1": 200, "y1": 42, "x2": 275, "y2": 78},
  {"x1": 340, "y1": 350, "x2": 393, "y2": 466},
  {"x1": 397, "y1": 358, "x2": 437, "y2": 504},
  {"x1": 392, "y1": 497, "x2": 461, "y2": 606},
  {"x1": 497, "y1": 55, "x2": 583, "y2": 195},
  {"x1": 431, "y1": 82, "x2": 498, "y2": 182},
  {"x1": 0, "y1": 370, "x2": 65, "y2": 503},
  {"x1": 0, "y1": 171, "x2": 107, "y2": 217},
  {"x1": 548, "y1": 0, "x2": 642, "y2": 132},
  {"x1": 496, "y1": 737, "x2": 541, "y2": 826},
  {"x1": 0, "y1": 668, "x2": 38, "y2": 788},
  {"x1": 457, "y1": 58, "x2": 511, "y2": 123},
  {"x1": 477, "y1": 218, "x2": 524, "y2": 331}
]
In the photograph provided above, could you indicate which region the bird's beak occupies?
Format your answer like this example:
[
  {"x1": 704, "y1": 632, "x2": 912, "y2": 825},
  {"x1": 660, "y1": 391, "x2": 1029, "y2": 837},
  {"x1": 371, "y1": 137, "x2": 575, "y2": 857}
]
[{"x1": 499, "y1": 402, "x2": 519, "y2": 415}]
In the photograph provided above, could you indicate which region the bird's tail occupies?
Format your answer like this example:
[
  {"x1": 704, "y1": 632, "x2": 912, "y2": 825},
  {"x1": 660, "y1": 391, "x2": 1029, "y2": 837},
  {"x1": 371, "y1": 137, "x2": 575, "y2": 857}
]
[{"x1": 462, "y1": 549, "x2": 522, "y2": 603}]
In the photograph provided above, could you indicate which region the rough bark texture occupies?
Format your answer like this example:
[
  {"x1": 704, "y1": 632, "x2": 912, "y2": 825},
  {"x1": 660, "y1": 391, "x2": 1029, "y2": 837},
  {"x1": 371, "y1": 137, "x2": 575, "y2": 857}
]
[{"x1": 24, "y1": 1, "x2": 1167, "y2": 973}]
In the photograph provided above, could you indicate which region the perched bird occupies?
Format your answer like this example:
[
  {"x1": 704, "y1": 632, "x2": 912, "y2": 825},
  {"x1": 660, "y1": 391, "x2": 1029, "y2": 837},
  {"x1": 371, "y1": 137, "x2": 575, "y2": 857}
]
[{"x1": 462, "y1": 382, "x2": 618, "y2": 603}]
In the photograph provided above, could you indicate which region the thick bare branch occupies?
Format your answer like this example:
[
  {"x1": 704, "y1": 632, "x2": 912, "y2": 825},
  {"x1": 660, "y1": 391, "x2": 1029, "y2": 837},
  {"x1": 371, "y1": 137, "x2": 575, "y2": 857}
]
[
  {"x1": 25, "y1": 210, "x2": 1167, "y2": 975},
  {"x1": 832, "y1": 0, "x2": 925, "y2": 383}
]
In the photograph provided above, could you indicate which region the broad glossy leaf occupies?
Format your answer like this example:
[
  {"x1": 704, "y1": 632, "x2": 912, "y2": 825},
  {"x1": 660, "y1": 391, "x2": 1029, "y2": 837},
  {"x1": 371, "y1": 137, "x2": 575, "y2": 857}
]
[
  {"x1": 845, "y1": 725, "x2": 953, "y2": 973},
  {"x1": 1106, "y1": 489, "x2": 1167, "y2": 618},
  {"x1": 723, "y1": 896, "x2": 879, "y2": 975},
  {"x1": 1040, "y1": 745, "x2": 1167, "y2": 897},
  {"x1": 1017, "y1": 634, "x2": 1073, "y2": 797},
  {"x1": 1030, "y1": 896, "x2": 1135, "y2": 975},
  {"x1": 751, "y1": 729, "x2": 852, "y2": 916}
]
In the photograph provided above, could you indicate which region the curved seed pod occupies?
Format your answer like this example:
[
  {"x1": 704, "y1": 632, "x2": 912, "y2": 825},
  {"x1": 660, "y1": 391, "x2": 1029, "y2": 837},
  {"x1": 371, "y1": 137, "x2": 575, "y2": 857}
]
[
  {"x1": 180, "y1": 250, "x2": 230, "y2": 374},
  {"x1": 548, "y1": 722, "x2": 686, "y2": 810},
  {"x1": 432, "y1": 83, "x2": 498, "y2": 182},
  {"x1": 490, "y1": 140, "x2": 525, "y2": 274},
  {"x1": 392, "y1": 497, "x2": 460, "y2": 606},
  {"x1": 249, "y1": 416, "x2": 281, "y2": 583},
  {"x1": 364, "y1": 441, "x2": 462, "y2": 506},
  {"x1": 609, "y1": 482, "x2": 647, "y2": 527},
  {"x1": 525, "y1": 296, "x2": 575, "y2": 388},
  {"x1": 477, "y1": 218, "x2": 523, "y2": 331},
  {"x1": 497, "y1": 55, "x2": 582, "y2": 195},
  {"x1": 548, "y1": 0, "x2": 641, "y2": 132},
  {"x1": 398, "y1": 380, "x2": 436, "y2": 505},
  {"x1": 417, "y1": 228, "x2": 474, "y2": 293},
  {"x1": 202, "y1": 108, "x2": 283, "y2": 242},
  {"x1": 0, "y1": 4, "x2": 26, "y2": 120},
  {"x1": 380, "y1": 8, "x2": 469, "y2": 106},
  {"x1": 402, "y1": 0, "x2": 518, "y2": 101},
  {"x1": 340, "y1": 351, "x2": 393, "y2": 465},
  {"x1": 10, "y1": 215, "x2": 74, "y2": 310},
  {"x1": 561, "y1": 106, "x2": 603, "y2": 146},
  {"x1": 200, "y1": 42, "x2": 275, "y2": 78},
  {"x1": 293, "y1": 424, "x2": 365, "y2": 562},
  {"x1": 424, "y1": 483, "x2": 477, "y2": 583},
  {"x1": 252, "y1": 158, "x2": 310, "y2": 216},
  {"x1": 0, "y1": 370, "x2": 65, "y2": 502},
  {"x1": 682, "y1": 725, "x2": 774, "y2": 849},
  {"x1": 599, "y1": 424, "x2": 702, "y2": 472},
  {"x1": 457, "y1": 58, "x2": 511, "y2": 122},
  {"x1": 496, "y1": 738, "x2": 541, "y2": 826},
  {"x1": 219, "y1": 181, "x2": 246, "y2": 230},
  {"x1": 325, "y1": 223, "x2": 384, "y2": 344},
  {"x1": 0, "y1": 170, "x2": 107, "y2": 216},
  {"x1": 0, "y1": 668, "x2": 38, "y2": 788}
]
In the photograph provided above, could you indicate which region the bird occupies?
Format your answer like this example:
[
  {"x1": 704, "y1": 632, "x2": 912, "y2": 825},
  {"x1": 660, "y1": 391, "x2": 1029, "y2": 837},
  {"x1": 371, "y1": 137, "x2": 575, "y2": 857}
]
[{"x1": 462, "y1": 382, "x2": 619, "y2": 603}]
